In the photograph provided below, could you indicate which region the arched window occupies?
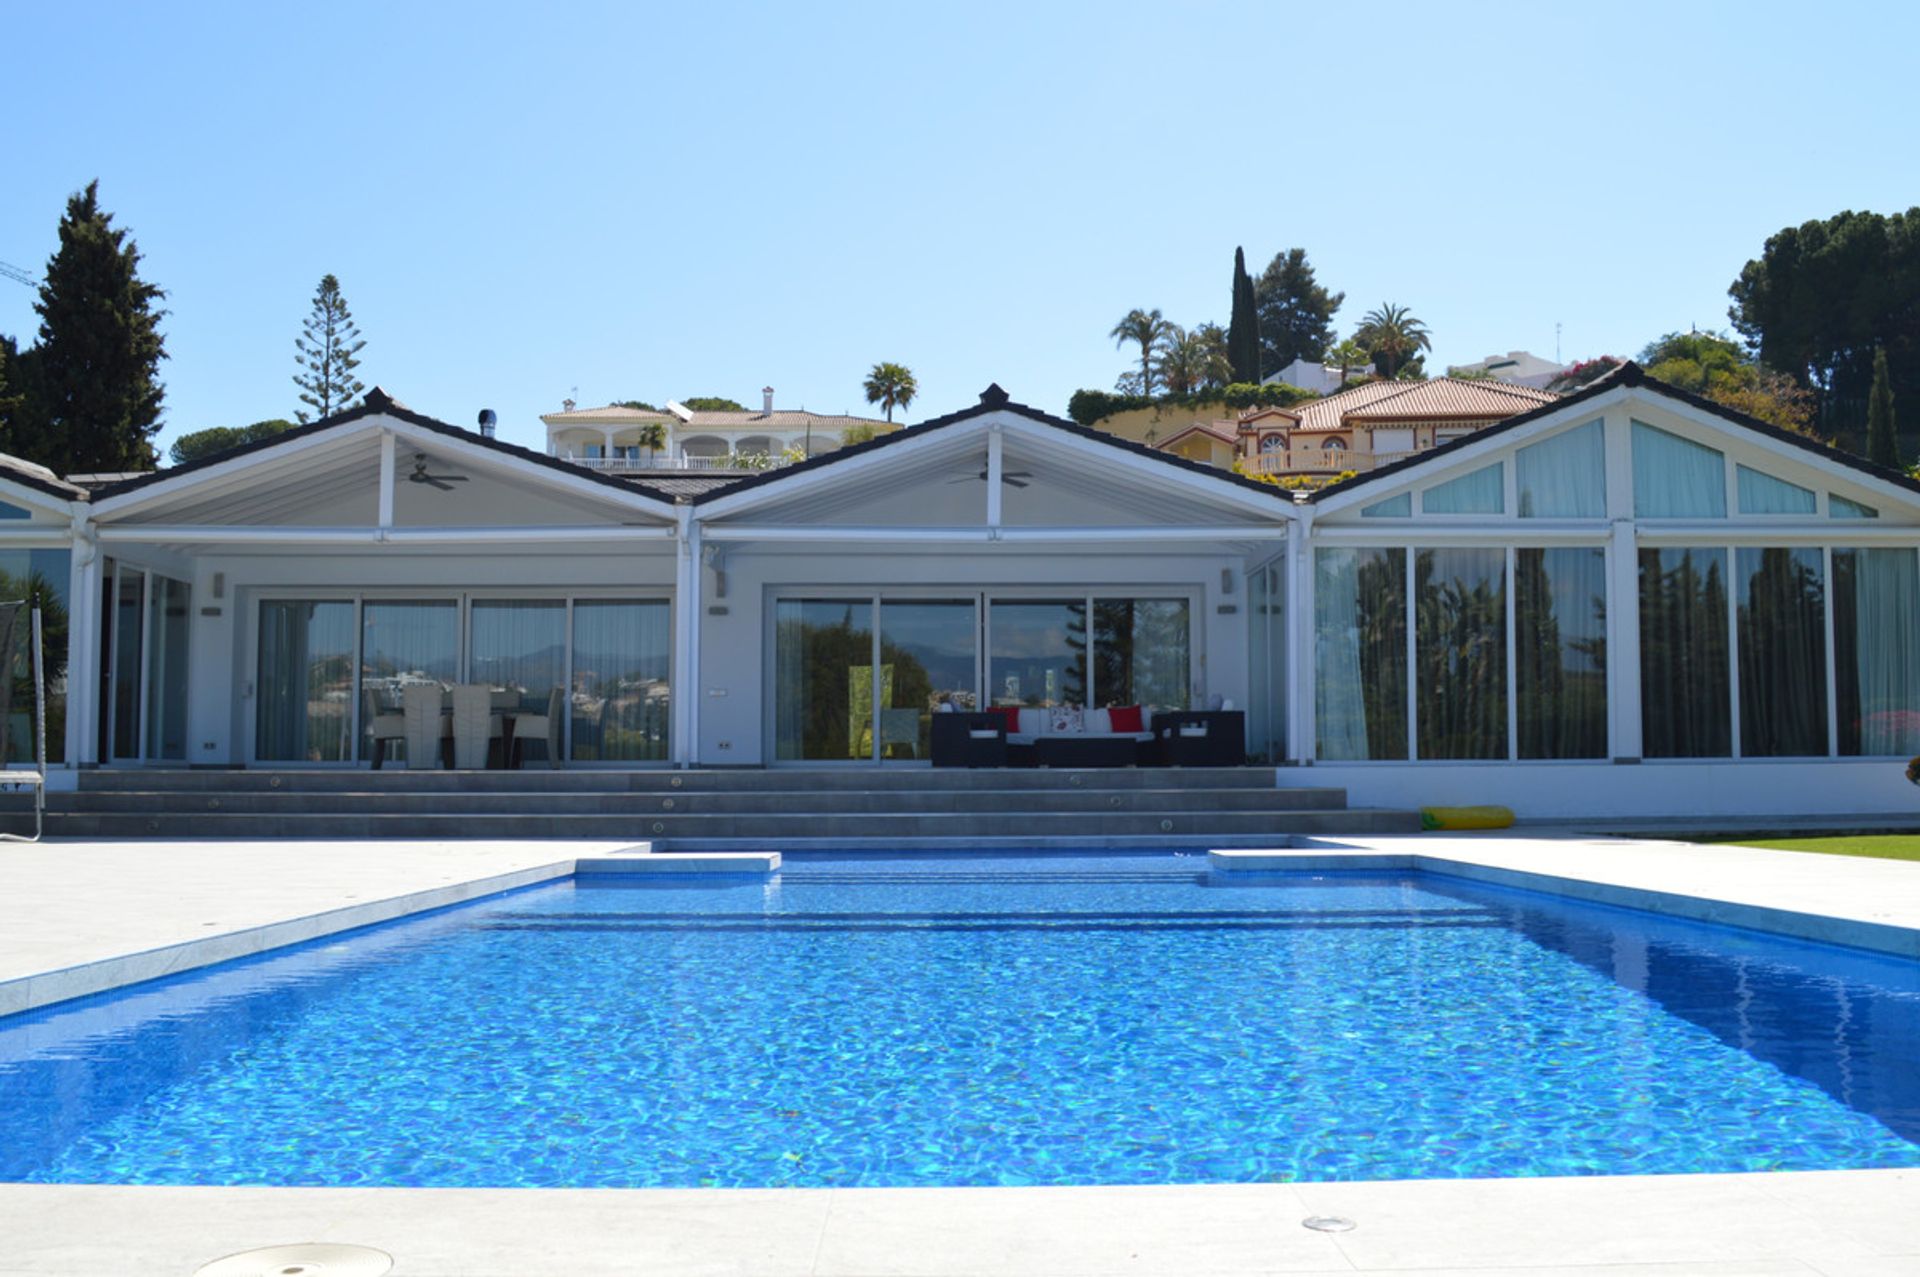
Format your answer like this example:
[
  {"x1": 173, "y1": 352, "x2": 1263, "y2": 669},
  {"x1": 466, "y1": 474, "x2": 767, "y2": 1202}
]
[
  {"x1": 1323, "y1": 437, "x2": 1347, "y2": 452},
  {"x1": 1260, "y1": 434, "x2": 1286, "y2": 453}
]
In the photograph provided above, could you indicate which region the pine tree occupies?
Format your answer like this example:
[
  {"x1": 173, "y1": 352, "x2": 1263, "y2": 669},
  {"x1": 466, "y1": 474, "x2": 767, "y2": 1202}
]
[
  {"x1": 1866, "y1": 344, "x2": 1898, "y2": 468},
  {"x1": 25, "y1": 181, "x2": 168, "y2": 473},
  {"x1": 1227, "y1": 247, "x2": 1260, "y2": 384},
  {"x1": 292, "y1": 274, "x2": 368, "y2": 422}
]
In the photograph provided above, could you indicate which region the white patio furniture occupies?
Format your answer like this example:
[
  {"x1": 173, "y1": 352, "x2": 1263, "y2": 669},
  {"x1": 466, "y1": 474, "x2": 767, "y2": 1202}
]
[
  {"x1": 510, "y1": 687, "x2": 564, "y2": 769},
  {"x1": 402, "y1": 684, "x2": 451, "y2": 770},
  {"x1": 362, "y1": 689, "x2": 406, "y2": 769},
  {"x1": 451, "y1": 683, "x2": 504, "y2": 770}
]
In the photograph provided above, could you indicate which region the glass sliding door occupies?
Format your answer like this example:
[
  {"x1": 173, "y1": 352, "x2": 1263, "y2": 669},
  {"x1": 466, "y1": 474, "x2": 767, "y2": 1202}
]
[
  {"x1": 570, "y1": 599, "x2": 671, "y2": 762},
  {"x1": 143, "y1": 575, "x2": 190, "y2": 760},
  {"x1": 471, "y1": 600, "x2": 566, "y2": 713},
  {"x1": 1247, "y1": 558, "x2": 1285, "y2": 763},
  {"x1": 109, "y1": 564, "x2": 143, "y2": 760},
  {"x1": 988, "y1": 599, "x2": 1086, "y2": 708},
  {"x1": 1415, "y1": 548, "x2": 1507, "y2": 760},
  {"x1": 1092, "y1": 598, "x2": 1190, "y2": 708},
  {"x1": 1514, "y1": 548, "x2": 1607, "y2": 759},
  {"x1": 1736, "y1": 547, "x2": 1827, "y2": 757},
  {"x1": 1639, "y1": 547, "x2": 1731, "y2": 758},
  {"x1": 774, "y1": 599, "x2": 874, "y2": 761},
  {"x1": 879, "y1": 599, "x2": 977, "y2": 760},
  {"x1": 256, "y1": 600, "x2": 356, "y2": 762}
]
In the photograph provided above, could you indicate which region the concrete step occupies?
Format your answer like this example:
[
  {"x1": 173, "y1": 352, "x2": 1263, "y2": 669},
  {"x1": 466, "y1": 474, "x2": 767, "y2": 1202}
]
[
  {"x1": 72, "y1": 766, "x2": 1286, "y2": 794},
  {"x1": 33, "y1": 807, "x2": 1421, "y2": 841},
  {"x1": 51, "y1": 786, "x2": 1349, "y2": 816}
]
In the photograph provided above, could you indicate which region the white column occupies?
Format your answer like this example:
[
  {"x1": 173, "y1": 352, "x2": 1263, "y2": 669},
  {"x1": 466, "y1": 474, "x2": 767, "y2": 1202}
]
[
  {"x1": 377, "y1": 430, "x2": 395, "y2": 527},
  {"x1": 1603, "y1": 412, "x2": 1641, "y2": 761},
  {"x1": 65, "y1": 518, "x2": 101, "y2": 767},
  {"x1": 986, "y1": 426, "x2": 1003, "y2": 528},
  {"x1": 685, "y1": 516, "x2": 703, "y2": 768},
  {"x1": 671, "y1": 505, "x2": 694, "y2": 767},
  {"x1": 1286, "y1": 514, "x2": 1313, "y2": 763}
]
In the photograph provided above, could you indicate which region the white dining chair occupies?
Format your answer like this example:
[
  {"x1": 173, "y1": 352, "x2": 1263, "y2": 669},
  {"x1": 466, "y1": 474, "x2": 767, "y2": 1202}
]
[
  {"x1": 362, "y1": 689, "x2": 406, "y2": 769},
  {"x1": 451, "y1": 683, "x2": 503, "y2": 769},
  {"x1": 401, "y1": 684, "x2": 451, "y2": 770},
  {"x1": 510, "y1": 687, "x2": 564, "y2": 769}
]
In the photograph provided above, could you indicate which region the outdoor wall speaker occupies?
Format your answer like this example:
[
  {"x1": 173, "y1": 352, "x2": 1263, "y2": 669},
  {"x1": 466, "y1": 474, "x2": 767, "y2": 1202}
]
[
  {"x1": 212, "y1": 572, "x2": 225, "y2": 599},
  {"x1": 1220, "y1": 568, "x2": 1234, "y2": 595}
]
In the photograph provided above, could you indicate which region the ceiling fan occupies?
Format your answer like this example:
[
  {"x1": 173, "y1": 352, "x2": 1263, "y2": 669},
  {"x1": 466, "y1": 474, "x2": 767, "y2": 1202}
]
[
  {"x1": 407, "y1": 453, "x2": 469, "y2": 492},
  {"x1": 947, "y1": 467, "x2": 1033, "y2": 489}
]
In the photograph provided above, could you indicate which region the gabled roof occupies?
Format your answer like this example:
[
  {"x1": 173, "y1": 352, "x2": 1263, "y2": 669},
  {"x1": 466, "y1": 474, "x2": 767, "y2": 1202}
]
[
  {"x1": 689, "y1": 383, "x2": 1296, "y2": 505},
  {"x1": 1293, "y1": 377, "x2": 1555, "y2": 431},
  {"x1": 1156, "y1": 422, "x2": 1238, "y2": 450},
  {"x1": 1310, "y1": 361, "x2": 1920, "y2": 503},
  {"x1": 94, "y1": 388, "x2": 685, "y2": 506},
  {"x1": 0, "y1": 453, "x2": 87, "y2": 501}
]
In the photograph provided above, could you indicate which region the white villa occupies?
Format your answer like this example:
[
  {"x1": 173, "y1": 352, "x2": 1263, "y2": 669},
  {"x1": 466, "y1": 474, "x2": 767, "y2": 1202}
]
[
  {"x1": 541, "y1": 388, "x2": 896, "y2": 472},
  {"x1": 3, "y1": 365, "x2": 1919, "y2": 819}
]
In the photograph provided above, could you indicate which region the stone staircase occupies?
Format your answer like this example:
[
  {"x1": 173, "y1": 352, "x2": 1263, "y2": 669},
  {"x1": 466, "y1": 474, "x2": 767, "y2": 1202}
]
[{"x1": 16, "y1": 767, "x2": 1420, "y2": 846}]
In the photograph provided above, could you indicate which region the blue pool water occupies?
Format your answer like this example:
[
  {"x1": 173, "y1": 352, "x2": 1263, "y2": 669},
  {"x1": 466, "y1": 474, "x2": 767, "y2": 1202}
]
[{"x1": 2, "y1": 853, "x2": 1918, "y2": 1188}]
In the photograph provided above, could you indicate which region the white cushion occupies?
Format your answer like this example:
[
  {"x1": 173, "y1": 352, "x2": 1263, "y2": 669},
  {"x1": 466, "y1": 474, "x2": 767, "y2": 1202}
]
[
  {"x1": 967, "y1": 729, "x2": 999, "y2": 740},
  {"x1": 1017, "y1": 707, "x2": 1048, "y2": 735},
  {"x1": 1083, "y1": 708, "x2": 1112, "y2": 734},
  {"x1": 1048, "y1": 705, "x2": 1084, "y2": 733}
]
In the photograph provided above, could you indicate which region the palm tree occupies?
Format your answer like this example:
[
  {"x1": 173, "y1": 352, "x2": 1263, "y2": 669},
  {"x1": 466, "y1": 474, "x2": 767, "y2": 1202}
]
[
  {"x1": 1156, "y1": 324, "x2": 1233, "y2": 397},
  {"x1": 862, "y1": 362, "x2": 918, "y2": 422},
  {"x1": 1323, "y1": 339, "x2": 1371, "y2": 388},
  {"x1": 1354, "y1": 304, "x2": 1432, "y2": 378},
  {"x1": 634, "y1": 421, "x2": 666, "y2": 467},
  {"x1": 1110, "y1": 308, "x2": 1173, "y2": 397}
]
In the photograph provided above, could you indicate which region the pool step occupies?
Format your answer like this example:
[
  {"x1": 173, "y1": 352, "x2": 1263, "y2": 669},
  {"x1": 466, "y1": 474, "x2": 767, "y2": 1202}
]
[
  {"x1": 48, "y1": 785, "x2": 1349, "y2": 816},
  {"x1": 27, "y1": 807, "x2": 1419, "y2": 842}
]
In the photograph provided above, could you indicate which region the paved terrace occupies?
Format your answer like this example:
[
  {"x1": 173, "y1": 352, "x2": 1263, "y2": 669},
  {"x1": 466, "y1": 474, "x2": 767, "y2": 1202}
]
[{"x1": 0, "y1": 834, "x2": 1916, "y2": 1276}]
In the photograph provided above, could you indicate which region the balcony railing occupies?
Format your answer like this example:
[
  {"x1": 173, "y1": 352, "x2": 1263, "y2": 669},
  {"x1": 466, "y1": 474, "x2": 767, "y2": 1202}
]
[
  {"x1": 1242, "y1": 449, "x2": 1417, "y2": 475},
  {"x1": 556, "y1": 453, "x2": 803, "y2": 473}
]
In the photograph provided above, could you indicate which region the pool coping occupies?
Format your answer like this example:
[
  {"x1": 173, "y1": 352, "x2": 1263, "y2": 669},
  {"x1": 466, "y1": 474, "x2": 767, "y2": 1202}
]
[{"x1": 1214, "y1": 844, "x2": 1920, "y2": 959}]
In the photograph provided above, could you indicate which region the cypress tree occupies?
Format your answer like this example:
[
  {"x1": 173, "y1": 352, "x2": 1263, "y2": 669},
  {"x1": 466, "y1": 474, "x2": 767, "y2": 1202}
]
[
  {"x1": 1866, "y1": 344, "x2": 1898, "y2": 468},
  {"x1": 293, "y1": 274, "x2": 368, "y2": 422},
  {"x1": 1227, "y1": 247, "x2": 1260, "y2": 384},
  {"x1": 27, "y1": 181, "x2": 169, "y2": 473}
]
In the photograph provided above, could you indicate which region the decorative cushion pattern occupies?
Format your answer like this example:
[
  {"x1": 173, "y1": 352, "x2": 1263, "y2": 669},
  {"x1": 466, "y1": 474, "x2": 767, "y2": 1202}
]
[{"x1": 1049, "y1": 705, "x2": 1084, "y2": 733}]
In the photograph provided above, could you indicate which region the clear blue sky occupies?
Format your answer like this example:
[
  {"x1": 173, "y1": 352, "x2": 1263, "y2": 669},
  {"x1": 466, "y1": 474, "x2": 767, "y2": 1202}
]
[{"x1": 3, "y1": 0, "x2": 1915, "y2": 460}]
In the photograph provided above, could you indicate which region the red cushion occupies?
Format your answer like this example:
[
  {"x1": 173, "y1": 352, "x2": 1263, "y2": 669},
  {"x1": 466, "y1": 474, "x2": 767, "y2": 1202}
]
[
  {"x1": 987, "y1": 705, "x2": 1021, "y2": 734},
  {"x1": 1108, "y1": 704, "x2": 1144, "y2": 733}
]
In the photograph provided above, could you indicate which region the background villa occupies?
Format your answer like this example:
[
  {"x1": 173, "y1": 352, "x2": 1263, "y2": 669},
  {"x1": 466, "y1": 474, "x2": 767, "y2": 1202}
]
[
  {"x1": 541, "y1": 387, "x2": 895, "y2": 473},
  {"x1": 1, "y1": 364, "x2": 1917, "y2": 822}
]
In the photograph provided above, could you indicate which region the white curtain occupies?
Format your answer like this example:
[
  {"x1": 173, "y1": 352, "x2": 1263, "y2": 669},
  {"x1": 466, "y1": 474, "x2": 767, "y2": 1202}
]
[
  {"x1": 1516, "y1": 420, "x2": 1606, "y2": 517},
  {"x1": 469, "y1": 600, "x2": 566, "y2": 710},
  {"x1": 1632, "y1": 421, "x2": 1726, "y2": 517},
  {"x1": 1840, "y1": 548, "x2": 1920, "y2": 756},
  {"x1": 1361, "y1": 492, "x2": 1411, "y2": 518},
  {"x1": 1737, "y1": 465, "x2": 1816, "y2": 515},
  {"x1": 1422, "y1": 462, "x2": 1504, "y2": 515},
  {"x1": 1315, "y1": 549, "x2": 1366, "y2": 760}
]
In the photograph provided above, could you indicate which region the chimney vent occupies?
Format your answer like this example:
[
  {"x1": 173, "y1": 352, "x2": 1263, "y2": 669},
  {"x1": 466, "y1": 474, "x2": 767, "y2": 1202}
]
[
  {"x1": 477, "y1": 408, "x2": 497, "y2": 439},
  {"x1": 762, "y1": 386, "x2": 774, "y2": 415}
]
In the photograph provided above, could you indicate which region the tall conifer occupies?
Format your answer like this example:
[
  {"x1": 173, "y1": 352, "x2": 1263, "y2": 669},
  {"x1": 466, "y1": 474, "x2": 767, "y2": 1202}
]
[
  {"x1": 293, "y1": 275, "x2": 368, "y2": 422},
  {"x1": 1227, "y1": 247, "x2": 1260, "y2": 384},
  {"x1": 27, "y1": 181, "x2": 168, "y2": 473},
  {"x1": 1867, "y1": 344, "x2": 1898, "y2": 468}
]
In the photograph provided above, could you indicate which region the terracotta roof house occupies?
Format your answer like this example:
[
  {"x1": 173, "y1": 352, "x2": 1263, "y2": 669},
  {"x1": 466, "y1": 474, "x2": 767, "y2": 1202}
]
[
  {"x1": 542, "y1": 386, "x2": 896, "y2": 476},
  {"x1": 1235, "y1": 377, "x2": 1557, "y2": 477}
]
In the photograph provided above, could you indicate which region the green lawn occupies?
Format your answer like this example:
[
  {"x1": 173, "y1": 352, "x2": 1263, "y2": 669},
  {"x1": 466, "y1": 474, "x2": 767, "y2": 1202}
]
[{"x1": 1713, "y1": 834, "x2": 1920, "y2": 862}]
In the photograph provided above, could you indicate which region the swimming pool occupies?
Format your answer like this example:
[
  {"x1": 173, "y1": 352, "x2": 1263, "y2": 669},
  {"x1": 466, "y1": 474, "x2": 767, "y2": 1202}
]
[{"x1": 2, "y1": 852, "x2": 1917, "y2": 1187}]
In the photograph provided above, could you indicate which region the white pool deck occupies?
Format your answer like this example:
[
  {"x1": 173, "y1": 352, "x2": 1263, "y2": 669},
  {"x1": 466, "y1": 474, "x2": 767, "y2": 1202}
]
[{"x1": 0, "y1": 832, "x2": 1917, "y2": 1276}]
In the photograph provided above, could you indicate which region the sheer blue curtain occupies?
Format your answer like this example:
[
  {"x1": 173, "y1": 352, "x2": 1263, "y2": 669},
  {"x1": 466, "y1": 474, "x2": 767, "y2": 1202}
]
[
  {"x1": 1361, "y1": 493, "x2": 1410, "y2": 518},
  {"x1": 1515, "y1": 547, "x2": 1607, "y2": 758},
  {"x1": 1834, "y1": 548, "x2": 1920, "y2": 756},
  {"x1": 1736, "y1": 466, "x2": 1816, "y2": 515},
  {"x1": 1516, "y1": 421, "x2": 1605, "y2": 517},
  {"x1": 572, "y1": 600, "x2": 670, "y2": 762},
  {"x1": 1422, "y1": 463, "x2": 1503, "y2": 515},
  {"x1": 1736, "y1": 547, "x2": 1827, "y2": 756},
  {"x1": 1415, "y1": 548, "x2": 1507, "y2": 760},
  {"x1": 1315, "y1": 547, "x2": 1407, "y2": 760},
  {"x1": 1633, "y1": 422, "x2": 1726, "y2": 517}
]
